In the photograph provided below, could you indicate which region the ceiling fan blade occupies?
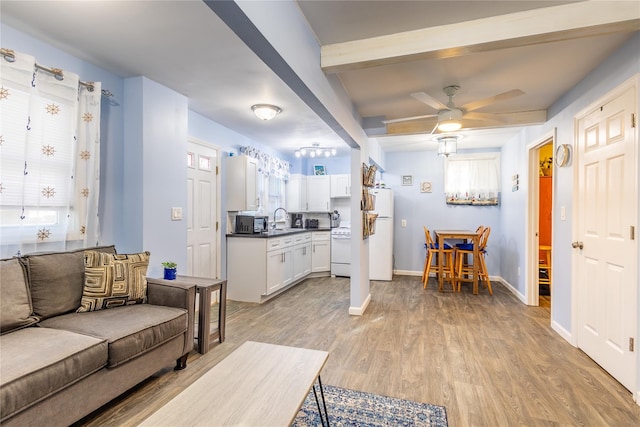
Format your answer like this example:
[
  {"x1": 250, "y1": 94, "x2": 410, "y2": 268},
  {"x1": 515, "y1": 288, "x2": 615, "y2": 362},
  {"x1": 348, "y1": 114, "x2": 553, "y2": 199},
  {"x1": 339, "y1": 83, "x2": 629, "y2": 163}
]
[
  {"x1": 430, "y1": 121, "x2": 439, "y2": 134},
  {"x1": 461, "y1": 89, "x2": 524, "y2": 112},
  {"x1": 462, "y1": 111, "x2": 508, "y2": 124},
  {"x1": 411, "y1": 92, "x2": 448, "y2": 110},
  {"x1": 382, "y1": 113, "x2": 437, "y2": 124}
]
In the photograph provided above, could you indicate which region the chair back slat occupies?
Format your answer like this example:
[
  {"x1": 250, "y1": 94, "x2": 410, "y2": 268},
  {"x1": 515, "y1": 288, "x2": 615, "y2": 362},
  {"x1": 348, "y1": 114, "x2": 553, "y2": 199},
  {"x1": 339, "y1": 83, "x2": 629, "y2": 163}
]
[{"x1": 479, "y1": 226, "x2": 491, "y2": 250}]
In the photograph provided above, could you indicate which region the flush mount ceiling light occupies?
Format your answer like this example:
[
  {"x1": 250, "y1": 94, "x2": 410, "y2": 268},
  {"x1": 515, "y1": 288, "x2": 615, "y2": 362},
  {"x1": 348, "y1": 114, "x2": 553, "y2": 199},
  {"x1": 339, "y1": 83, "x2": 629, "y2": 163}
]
[
  {"x1": 435, "y1": 135, "x2": 462, "y2": 157},
  {"x1": 437, "y1": 108, "x2": 463, "y2": 132},
  {"x1": 295, "y1": 143, "x2": 337, "y2": 158},
  {"x1": 251, "y1": 104, "x2": 282, "y2": 121}
]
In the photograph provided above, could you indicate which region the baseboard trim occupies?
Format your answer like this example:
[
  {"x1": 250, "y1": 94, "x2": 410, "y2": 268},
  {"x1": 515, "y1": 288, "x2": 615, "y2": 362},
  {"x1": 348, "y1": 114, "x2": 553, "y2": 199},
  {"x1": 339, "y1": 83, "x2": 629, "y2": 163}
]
[
  {"x1": 492, "y1": 276, "x2": 527, "y2": 304},
  {"x1": 349, "y1": 293, "x2": 371, "y2": 316}
]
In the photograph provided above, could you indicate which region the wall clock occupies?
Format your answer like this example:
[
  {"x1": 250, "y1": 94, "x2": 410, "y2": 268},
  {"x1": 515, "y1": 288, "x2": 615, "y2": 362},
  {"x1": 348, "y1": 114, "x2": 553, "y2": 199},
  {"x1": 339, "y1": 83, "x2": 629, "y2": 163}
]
[{"x1": 555, "y1": 144, "x2": 571, "y2": 167}]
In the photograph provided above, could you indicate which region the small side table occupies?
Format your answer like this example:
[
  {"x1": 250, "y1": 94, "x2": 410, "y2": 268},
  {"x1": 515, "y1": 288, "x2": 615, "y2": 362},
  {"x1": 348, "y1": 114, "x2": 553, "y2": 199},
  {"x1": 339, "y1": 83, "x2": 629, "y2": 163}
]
[{"x1": 176, "y1": 275, "x2": 227, "y2": 354}]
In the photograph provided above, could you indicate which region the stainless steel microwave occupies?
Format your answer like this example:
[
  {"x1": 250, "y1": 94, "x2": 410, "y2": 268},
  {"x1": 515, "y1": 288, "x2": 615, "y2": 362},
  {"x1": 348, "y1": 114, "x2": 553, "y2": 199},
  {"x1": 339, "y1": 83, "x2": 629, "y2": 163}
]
[{"x1": 236, "y1": 215, "x2": 267, "y2": 234}]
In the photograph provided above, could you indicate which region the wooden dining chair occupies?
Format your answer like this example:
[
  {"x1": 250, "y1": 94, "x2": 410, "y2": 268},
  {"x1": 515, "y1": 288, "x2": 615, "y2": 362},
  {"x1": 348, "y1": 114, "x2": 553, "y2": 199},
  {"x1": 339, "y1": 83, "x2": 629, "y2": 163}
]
[
  {"x1": 454, "y1": 226, "x2": 493, "y2": 294},
  {"x1": 422, "y1": 226, "x2": 456, "y2": 290}
]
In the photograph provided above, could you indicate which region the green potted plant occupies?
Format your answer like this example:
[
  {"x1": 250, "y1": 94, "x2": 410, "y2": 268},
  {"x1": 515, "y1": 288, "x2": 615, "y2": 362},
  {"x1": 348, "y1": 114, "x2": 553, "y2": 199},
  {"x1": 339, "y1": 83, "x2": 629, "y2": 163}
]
[{"x1": 162, "y1": 261, "x2": 177, "y2": 280}]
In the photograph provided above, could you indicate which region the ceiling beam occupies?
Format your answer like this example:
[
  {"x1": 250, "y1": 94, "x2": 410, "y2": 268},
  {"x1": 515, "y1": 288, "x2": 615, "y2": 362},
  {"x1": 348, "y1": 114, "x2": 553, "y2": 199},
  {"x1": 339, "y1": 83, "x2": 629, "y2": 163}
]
[
  {"x1": 385, "y1": 110, "x2": 547, "y2": 135},
  {"x1": 321, "y1": 1, "x2": 640, "y2": 73}
]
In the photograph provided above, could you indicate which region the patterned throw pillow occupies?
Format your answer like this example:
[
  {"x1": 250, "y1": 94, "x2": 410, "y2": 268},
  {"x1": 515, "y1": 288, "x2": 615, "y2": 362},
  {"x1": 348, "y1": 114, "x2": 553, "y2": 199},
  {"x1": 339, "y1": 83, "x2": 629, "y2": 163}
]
[{"x1": 77, "y1": 251, "x2": 150, "y2": 312}]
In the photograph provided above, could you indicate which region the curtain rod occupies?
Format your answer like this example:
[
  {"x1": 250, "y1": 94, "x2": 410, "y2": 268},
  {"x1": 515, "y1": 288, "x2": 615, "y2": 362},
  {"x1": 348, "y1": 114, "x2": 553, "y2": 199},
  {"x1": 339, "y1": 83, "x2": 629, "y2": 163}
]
[{"x1": 1, "y1": 48, "x2": 114, "y2": 98}]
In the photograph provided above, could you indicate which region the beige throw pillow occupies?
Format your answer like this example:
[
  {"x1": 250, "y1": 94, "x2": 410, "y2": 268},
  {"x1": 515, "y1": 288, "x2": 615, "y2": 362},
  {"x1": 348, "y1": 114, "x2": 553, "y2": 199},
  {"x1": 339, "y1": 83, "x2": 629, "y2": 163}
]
[{"x1": 78, "y1": 251, "x2": 150, "y2": 312}]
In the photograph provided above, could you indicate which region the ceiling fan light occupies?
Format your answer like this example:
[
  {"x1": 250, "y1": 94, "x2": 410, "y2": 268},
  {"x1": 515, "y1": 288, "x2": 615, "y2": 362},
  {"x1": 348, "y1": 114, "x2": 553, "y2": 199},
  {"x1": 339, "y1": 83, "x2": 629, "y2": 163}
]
[
  {"x1": 437, "y1": 136, "x2": 458, "y2": 157},
  {"x1": 438, "y1": 120, "x2": 462, "y2": 132},
  {"x1": 324, "y1": 150, "x2": 331, "y2": 157},
  {"x1": 251, "y1": 104, "x2": 282, "y2": 121},
  {"x1": 309, "y1": 151, "x2": 316, "y2": 158},
  {"x1": 295, "y1": 150, "x2": 301, "y2": 158},
  {"x1": 331, "y1": 148, "x2": 337, "y2": 155}
]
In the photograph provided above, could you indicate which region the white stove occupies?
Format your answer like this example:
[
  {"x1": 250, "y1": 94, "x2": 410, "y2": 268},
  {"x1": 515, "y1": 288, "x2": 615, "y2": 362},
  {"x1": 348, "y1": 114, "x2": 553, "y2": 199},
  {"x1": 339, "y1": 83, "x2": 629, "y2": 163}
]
[{"x1": 331, "y1": 222, "x2": 351, "y2": 277}]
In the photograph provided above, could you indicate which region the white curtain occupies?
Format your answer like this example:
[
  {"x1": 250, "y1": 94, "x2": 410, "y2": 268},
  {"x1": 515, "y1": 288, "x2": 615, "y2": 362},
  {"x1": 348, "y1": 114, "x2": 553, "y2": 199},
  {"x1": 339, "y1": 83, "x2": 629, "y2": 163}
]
[
  {"x1": 444, "y1": 154, "x2": 500, "y2": 205},
  {"x1": 0, "y1": 50, "x2": 101, "y2": 257}
]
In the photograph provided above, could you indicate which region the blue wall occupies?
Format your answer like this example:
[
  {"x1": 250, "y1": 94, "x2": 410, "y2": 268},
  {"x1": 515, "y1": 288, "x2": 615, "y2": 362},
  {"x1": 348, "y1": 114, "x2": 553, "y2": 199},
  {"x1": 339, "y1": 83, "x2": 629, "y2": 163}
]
[
  {"x1": 3, "y1": 21, "x2": 640, "y2": 357},
  {"x1": 384, "y1": 149, "x2": 502, "y2": 277}
]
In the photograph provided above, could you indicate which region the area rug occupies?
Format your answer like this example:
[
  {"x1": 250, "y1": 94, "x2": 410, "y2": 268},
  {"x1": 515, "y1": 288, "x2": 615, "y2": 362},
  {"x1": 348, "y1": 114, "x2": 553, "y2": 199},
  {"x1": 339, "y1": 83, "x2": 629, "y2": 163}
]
[{"x1": 293, "y1": 385, "x2": 448, "y2": 426}]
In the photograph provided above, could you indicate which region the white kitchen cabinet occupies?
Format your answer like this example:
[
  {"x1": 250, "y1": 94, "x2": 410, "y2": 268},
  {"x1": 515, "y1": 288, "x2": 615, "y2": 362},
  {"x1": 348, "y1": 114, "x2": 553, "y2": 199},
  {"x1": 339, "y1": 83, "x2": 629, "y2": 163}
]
[
  {"x1": 330, "y1": 174, "x2": 351, "y2": 198},
  {"x1": 225, "y1": 155, "x2": 259, "y2": 211},
  {"x1": 227, "y1": 232, "x2": 314, "y2": 303},
  {"x1": 286, "y1": 174, "x2": 307, "y2": 212},
  {"x1": 311, "y1": 231, "x2": 331, "y2": 272},
  {"x1": 306, "y1": 175, "x2": 331, "y2": 212},
  {"x1": 292, "y1": 233, "x2": 312, "y2": 280},
  {"x1": 266, "y1": 236, "x2": 294, "y2": 294}
]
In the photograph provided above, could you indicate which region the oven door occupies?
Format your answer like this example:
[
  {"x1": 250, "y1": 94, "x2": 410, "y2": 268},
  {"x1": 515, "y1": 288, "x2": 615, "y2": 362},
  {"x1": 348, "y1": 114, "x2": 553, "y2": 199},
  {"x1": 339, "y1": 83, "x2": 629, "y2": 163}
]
[{"x1": 331, "y1": 233, "x2": 351, "y2": 277}]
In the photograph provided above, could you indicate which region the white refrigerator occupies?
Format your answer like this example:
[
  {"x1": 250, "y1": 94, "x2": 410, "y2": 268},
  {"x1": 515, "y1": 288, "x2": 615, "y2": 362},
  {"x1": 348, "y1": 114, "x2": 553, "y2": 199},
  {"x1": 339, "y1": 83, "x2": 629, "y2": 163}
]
[{"x1": 369, "y1": 188, "x2": 394, "y2": 280}]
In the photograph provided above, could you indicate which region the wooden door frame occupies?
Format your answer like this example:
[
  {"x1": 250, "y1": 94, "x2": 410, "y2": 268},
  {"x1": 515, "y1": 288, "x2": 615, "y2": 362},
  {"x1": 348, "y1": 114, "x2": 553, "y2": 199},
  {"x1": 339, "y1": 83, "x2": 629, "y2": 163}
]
[
  {"x1": 526, "y1": 129, "x2": 556, "y2": 307},
  {"x1": 187, "y1": 137, "x2": 222, "y2": 280}
]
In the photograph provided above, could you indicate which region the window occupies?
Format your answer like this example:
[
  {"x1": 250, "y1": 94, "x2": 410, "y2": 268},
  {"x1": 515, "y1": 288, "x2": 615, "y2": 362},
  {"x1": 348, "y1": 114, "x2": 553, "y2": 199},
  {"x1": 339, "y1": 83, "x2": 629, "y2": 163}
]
[
  {"x1": 0, "y1": 51, "x2": 101, "y2": 255},
  {"x1": 444, "y1": 153, "x2": 500, "y2": 205}
]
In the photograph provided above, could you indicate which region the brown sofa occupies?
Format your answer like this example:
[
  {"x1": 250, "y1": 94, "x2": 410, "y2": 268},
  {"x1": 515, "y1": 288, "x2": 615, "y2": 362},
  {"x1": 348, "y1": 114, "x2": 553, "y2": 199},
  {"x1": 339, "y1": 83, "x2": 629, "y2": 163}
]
[{"x1": 0, "y1": 246, "x2": 196, "y2": 427}]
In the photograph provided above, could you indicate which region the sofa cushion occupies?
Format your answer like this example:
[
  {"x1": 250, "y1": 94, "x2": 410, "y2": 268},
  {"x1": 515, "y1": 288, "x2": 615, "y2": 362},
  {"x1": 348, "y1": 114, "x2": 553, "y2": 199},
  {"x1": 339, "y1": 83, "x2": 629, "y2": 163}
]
[
  {"x1": 0, "y1": 259, "x2": 38, "y2": 334},
  {"x1": 24, "y1": 245, "x2": 116, "y2": 320},
  {"x1": 0, "y1": 327, "x2": 108, "y2": 421},
  {"x1": 78, "y1": 251, "x2": 150, "y2": 312},
  {"x1": 39, "y1": 304, "x2": 187, "y2": 367}
]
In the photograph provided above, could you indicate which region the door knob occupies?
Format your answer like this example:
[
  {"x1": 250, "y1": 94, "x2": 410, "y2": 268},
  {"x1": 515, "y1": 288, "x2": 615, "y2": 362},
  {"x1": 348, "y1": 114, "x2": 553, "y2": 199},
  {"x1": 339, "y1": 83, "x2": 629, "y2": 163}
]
[{"x1": 571, "y1": 241, "x2": 584, "y2": 249}]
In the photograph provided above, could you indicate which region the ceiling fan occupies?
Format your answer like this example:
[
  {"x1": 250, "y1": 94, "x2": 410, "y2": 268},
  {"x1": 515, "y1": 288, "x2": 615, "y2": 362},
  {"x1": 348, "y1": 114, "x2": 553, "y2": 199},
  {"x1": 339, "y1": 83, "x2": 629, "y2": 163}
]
[{"x1": 383, "y1": 85, "x2": 524, "y2": 133}]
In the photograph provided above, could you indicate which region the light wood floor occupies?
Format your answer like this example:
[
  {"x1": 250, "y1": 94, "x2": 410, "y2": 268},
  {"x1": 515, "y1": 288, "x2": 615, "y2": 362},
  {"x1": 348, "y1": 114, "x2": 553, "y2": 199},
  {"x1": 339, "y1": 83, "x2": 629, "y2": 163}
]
[{"x1": 76, "y1": 275, "x2": 640, "y2": 426}]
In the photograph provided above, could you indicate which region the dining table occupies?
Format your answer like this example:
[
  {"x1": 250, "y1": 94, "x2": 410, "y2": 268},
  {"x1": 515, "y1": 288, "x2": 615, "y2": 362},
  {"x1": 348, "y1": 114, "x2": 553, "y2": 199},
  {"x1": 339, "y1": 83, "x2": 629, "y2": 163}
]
[{"x1": 434, "y1": 229, "x2": 482, "y2": 294}]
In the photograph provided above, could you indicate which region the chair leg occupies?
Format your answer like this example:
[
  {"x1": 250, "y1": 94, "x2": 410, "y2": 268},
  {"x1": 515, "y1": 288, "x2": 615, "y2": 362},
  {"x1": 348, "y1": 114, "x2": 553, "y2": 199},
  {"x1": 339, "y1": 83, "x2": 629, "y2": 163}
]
[
  {"x1": 423, "y1": 252, "x2": 433, "y2": 288},
  {"x1": 447, "y1": 252, "x2": 456, "y2": 291},
  {"x1": 479, "y1": 254, "x2": 492, "y2": 295}
]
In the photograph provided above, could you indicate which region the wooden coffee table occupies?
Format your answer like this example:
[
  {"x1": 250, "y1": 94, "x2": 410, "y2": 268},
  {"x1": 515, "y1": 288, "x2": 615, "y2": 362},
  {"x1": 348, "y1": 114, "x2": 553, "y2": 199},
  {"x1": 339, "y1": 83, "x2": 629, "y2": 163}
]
[{"x1": 139, "y1": 341, "x2": 330, "y2": 426}]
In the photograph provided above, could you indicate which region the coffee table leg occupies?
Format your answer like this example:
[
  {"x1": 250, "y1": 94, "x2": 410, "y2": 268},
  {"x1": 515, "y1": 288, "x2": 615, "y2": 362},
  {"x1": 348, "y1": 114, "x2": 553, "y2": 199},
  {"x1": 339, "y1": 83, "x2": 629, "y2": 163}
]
[{"x1": 312, "y1": 375, "x2": 330, "y2": 427}]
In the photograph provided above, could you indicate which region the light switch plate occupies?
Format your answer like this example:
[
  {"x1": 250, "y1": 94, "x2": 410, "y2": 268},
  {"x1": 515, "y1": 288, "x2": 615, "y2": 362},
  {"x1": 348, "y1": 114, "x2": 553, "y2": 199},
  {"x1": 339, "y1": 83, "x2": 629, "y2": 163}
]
[
  {"x1": 401, "y1": 219, "x2": 407, "y2": 227},
  {"x1": 171, "y1": 207, "x2": 183, "y2": 221}
]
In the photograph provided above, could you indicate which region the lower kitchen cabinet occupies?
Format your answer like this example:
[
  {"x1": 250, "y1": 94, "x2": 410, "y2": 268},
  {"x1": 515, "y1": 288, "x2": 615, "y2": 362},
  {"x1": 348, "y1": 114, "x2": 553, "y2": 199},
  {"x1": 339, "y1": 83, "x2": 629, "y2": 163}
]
[
  {"x1": 311, "y1": 231, "x2": 331, "y2": 272},
  {"x1": 227, "y1": 232, "x2": 321, "y2": 303},
  {"x1": 266, "y1": 241, "x2": 293, "y2": 294}
]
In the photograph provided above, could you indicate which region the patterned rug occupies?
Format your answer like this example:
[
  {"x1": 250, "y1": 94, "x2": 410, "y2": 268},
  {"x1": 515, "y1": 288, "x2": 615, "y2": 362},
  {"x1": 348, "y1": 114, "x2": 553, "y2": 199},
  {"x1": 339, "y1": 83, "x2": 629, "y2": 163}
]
[{"x1": 293, "y1": 385, "x2": 448, "y2": 426}]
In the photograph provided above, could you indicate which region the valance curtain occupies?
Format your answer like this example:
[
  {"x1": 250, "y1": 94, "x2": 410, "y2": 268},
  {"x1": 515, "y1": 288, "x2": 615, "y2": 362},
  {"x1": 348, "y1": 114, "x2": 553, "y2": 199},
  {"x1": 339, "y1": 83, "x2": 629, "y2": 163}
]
[
  {"x1": 239, "y1": 145, "x2": 290, "y2": 180},
  {"x1": 444, "y1": 154, "x2": 500, "y2": 205},
  {"x1": 0, "y1": 50, "x2": 101, "y2": 257}
]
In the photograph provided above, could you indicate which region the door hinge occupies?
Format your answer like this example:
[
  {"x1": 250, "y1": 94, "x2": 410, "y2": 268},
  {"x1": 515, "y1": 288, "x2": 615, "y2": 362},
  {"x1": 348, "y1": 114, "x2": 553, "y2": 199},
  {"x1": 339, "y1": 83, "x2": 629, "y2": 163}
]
[
  {"x1": 216, "y1": 166, "x2": 219, "y2": 175},
  {"x1": 631, "y1": 226, "x2": 635, "y2": 241},
  {"x1": 630, "y1": 337, "x2": 635, "y2": 352},
  {"x1": 632, "y1": 113, "x2": 636, "y2": 128},
  {"x1": 216, "y1": 221, "x2": 219, "y2": 231}
]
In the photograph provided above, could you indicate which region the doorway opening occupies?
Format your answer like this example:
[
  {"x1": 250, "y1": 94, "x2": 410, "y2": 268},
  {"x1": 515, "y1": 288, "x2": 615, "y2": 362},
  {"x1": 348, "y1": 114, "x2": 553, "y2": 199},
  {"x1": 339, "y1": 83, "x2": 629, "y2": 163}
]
[
  {"x1": 525, "y1": 130, "x2": 555, "y2": 310},
  {"x1": 538, "y1": 142, "x2": 553, "y2": 311}
]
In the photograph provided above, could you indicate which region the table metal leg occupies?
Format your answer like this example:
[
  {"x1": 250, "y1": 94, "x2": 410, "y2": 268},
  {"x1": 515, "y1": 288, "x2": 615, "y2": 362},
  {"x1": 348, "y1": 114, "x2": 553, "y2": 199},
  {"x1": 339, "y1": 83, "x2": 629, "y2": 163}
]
[{"x1": 312, "y1": 375, "x2": 330, "y2": 427}]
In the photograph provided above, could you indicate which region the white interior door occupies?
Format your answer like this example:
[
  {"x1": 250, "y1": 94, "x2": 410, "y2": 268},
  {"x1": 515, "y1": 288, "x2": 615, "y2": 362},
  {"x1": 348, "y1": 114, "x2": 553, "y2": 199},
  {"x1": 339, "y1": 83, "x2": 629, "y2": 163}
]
[
  {"x1": 187, "y1": 141, "x2": 218, "y2": 278},
  {"x1": 576, "y1": 85, "x2": 637, "y2": 392}
]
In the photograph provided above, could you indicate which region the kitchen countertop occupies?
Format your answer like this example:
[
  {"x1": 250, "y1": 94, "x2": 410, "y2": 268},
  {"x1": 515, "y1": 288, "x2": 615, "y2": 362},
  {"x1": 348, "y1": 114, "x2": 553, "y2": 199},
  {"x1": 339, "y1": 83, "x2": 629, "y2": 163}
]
[{"x1": 227, "y1": 228, "x2": 331, "y2": 238}]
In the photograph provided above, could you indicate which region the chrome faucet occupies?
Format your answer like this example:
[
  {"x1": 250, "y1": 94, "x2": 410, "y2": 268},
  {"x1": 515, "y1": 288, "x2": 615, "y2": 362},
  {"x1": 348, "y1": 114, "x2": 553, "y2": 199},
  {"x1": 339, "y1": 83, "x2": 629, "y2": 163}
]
[{"x1": 273, "y1": 207, "x2": 288, "y2": 221}]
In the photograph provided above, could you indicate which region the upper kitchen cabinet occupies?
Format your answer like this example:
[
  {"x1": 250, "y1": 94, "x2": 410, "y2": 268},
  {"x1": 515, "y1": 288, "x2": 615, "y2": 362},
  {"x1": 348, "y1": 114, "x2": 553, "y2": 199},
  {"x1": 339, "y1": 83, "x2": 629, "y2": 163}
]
[
  {"x1": 286, "y1": 174, "x2": 307, "y2": 212},
  {"x1": 330, "y1": 174, "x2": 351, "y2": 198},
  {"x1": 225, "y1": 155, "x2": 259, "y2": 211},
  {"x1": 306, "y1": 175, "x2": 331, "y2": 212}
]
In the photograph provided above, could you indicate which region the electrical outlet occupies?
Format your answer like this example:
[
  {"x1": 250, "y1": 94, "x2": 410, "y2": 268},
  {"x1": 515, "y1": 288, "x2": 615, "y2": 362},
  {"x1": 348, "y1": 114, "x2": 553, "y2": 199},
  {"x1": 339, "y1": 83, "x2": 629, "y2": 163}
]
[
  {"x1": 561, "y1": 206, "x2": 566, "y2": 221},
  {"x1": 401, "y1": 219, "x2": 407, "y2": 228}
]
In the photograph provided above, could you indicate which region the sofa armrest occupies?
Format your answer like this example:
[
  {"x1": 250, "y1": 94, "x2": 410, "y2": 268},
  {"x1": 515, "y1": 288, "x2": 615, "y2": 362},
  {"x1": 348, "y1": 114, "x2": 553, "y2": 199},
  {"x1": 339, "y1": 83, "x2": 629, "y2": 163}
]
[{"x1": 146, "y1": 278, "x2": 196, "y2": 355}]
